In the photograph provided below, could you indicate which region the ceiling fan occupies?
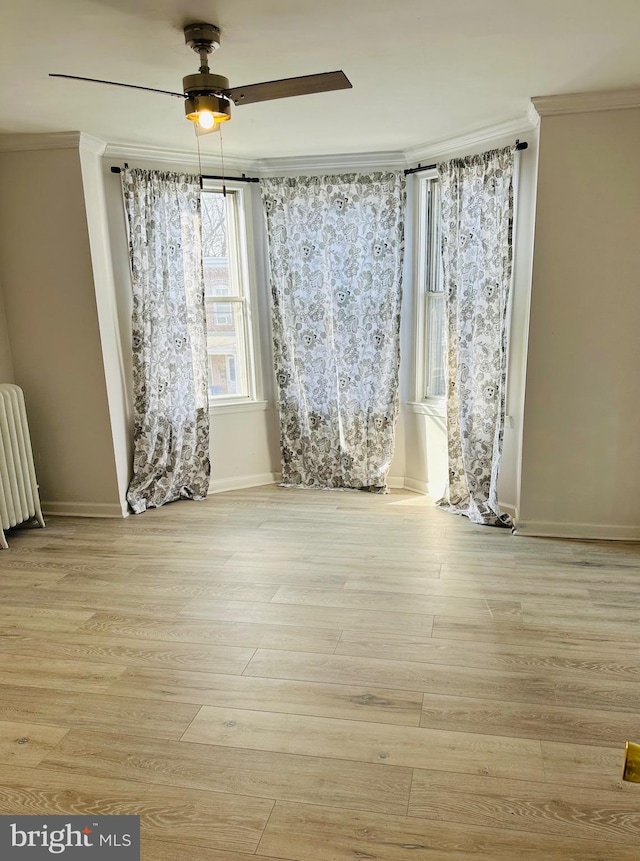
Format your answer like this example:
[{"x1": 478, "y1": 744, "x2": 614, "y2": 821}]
[{"x1": 50, "y1": 22, "x2": 352, "y2": 134}]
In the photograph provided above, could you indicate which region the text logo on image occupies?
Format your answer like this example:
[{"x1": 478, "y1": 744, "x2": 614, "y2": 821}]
[{"x1": 0, "y1": 816, "x2": 140, "y2": 858}]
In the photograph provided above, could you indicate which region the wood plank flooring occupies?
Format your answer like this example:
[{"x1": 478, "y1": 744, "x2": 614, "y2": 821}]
[{"x1": 0, "y1": 485, "x2": 639, "y2": 859}]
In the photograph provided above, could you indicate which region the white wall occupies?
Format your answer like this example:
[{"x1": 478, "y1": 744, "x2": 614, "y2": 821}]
[
  {"x1": 497, "y1": 128, "x2": 539, "y2": 514},
  {"x1": 0, "y1": 143, "x2": 123, "y2": 516},
  {"x1": 403, "y1": 405, "x2": 448, "y2": 498},
  {"x1": 209, "y1": 403, "x2": 280, "y2": 491},
  {"x1": 79, "y1": 139, "x2": 131, "y2": 512},
  {"x1": 517, "y1": 107, "x2": 640, "y2": 539}
]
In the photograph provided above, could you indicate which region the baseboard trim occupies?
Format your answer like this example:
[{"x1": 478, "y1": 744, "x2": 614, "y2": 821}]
[
  {"x1": 41, "y1": 501, "x2": 128, "y2": 518},
  {"x1": 387, "y1": 474, "x2": 405, "y2": 490},
  {"x1": 208, "y1": 472, "x2": 279, "y2": 494},
  {"x1": 514, "y1": 520, "x2": 640, "y2": 541},
  {"x1": 403, "y1": 477, "x2": 445, "y2": 499},
  {"x1": 499, "y1": 502, "x2": 517, "y2": 519},
  {"x1": 403, "y1": 477, "x2": 428, "y2": 495},
  {"x1": 207, "y1": 472, "x2": 448, "y2": 498}
]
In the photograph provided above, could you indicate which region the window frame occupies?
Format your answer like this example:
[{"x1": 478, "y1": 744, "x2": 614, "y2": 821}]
[
  {"x1": 413, "y1": 171, "x2": 446, "y2": 413},
  {"x1": 200, "y1": 181, "x2": 263, "y2": 411}
]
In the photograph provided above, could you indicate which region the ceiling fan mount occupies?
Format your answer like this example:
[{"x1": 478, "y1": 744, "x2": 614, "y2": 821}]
[
  {"x1": 49, "y1": 21, "x2": 352, "y2": 134},
  {"x1": 184, "y1": 22, "x2": 221, "y2": 57}
]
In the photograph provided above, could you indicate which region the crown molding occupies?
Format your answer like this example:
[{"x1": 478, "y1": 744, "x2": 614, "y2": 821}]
[
  {"x1": 0, "y1": 131, "x2": 82, "y2": 152},
  {"x1": 79, "y1": 133, "x2": 107, "y2": 156},
  {"x1": 527, "y1": 101, "x2": 541, "y2": 129},
  {"x1": 256, "y1": 115, "x2": 535, "y2": 176},
  {"x1": 102, "y1": 142, "x2": 409, "y2": 176},
  {"x1": 103, "y1": 141, "x2": 259, "y2": 174},
  {"x1": 531, "y1": 88, "x2": 640, "y2": 118},
  {"x1": 256, "y1": 149, "x2": 408, "y2": 175},
  {"x1": 404, "y1": 115, "x2": 535, "y2": 166},
  {"x1": 101, "y1": 117, "x2": 535, "y2": 176}
]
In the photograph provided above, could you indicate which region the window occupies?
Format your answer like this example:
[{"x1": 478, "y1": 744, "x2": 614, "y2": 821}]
[
  {"x1": 201, "y1": 189, "x2": 256, "y2": 401},
  {"x1": 416, "y1": 175, "x2": 445, "y2": 401}
]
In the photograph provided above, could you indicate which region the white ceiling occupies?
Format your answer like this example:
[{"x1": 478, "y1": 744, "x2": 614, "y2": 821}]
[{"x1": 2, "y1": 0, "x2": 640, "y2": 159}]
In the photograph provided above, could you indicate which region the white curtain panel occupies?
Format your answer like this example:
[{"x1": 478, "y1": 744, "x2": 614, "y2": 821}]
[
  {"x1": 261, "y1": 172, "x2": 405, "y2": 491},
  {"x1": 122, "y1": 169, "x2": 210, "y2": 513},
  {"x1": 437, "y1": 147, "x2": 515, "y2": 526}
]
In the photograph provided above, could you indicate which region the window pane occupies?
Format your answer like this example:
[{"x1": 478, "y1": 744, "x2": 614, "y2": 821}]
[
  {"x1": 201, "y1": 192, "x2": 241, "y2": 298},
  {"x1": 420, "y1": 178, "x2": 446, "y2": 401},
  {"x1": 201, "y1": 193, "x2": 227, "y2": 257},
  {"x1": 206, "y1": 300, "x2": 233, "y2": 327},
  {"x1": 426, "y1": 293, "x2": 445, "y2": 398},
  {"x1": 430, "y1": 183, "x2": 443, "y2": 293},
  {"x1": 207, "y1": 302, "x2": 249, "y2": 397},
  {"x1": 201, "y1": 188, "x2": 254, "y2": 400}
]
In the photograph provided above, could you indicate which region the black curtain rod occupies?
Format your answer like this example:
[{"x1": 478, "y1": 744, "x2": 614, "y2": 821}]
[
  {"x1": 404, "y1": 140, "x2": 528, "y2": 176},
  {"x1": 110, "y1": 165, "x2": 259, "y2": 183}
]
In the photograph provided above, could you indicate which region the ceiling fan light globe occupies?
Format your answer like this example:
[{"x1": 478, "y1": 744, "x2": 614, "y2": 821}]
[
  {"x1": 184, "y1": 93, "x2": 231, "y2": 125},
  {"x1": 198, "y1": 110, "x2": 216, "y2": 129}
]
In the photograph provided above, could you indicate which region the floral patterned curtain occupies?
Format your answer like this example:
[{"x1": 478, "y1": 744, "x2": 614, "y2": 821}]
[
  {"x1": 122, "y1": 169, "x2": 210, "y2": 513},
  {"x1": 261, "y1": 172, "x2": 405, "y2": 491},
  {"x1": 437, "y1": 147, "x2": 515, "y2": 526}
]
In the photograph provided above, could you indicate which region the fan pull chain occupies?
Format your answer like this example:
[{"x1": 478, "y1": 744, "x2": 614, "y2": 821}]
[
  {"x1": 219, "y1": 124, "x2": 226, "y2": 197},
  {"x1": 195, "y1": 125, "x2": 203, "y2": 189}
]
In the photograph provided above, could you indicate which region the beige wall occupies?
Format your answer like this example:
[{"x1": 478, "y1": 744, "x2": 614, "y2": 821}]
[
  {"x1": 517, "y1": 108, "x2": 640, "y2": 539},
  {"x1": 0, "y1": 145, "x2": 123, "y2": 516},
  {"x1": 0, "y1": 276, "x2": 14, "y2": 382}
]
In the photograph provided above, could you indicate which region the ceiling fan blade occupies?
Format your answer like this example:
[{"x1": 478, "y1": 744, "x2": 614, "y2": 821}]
[
  {"x1": 49, "y1": 74, "x2": 185, "y2": 99},
  {"x1": 225, "y1": 70, "x2": 351, "y2": 106}
]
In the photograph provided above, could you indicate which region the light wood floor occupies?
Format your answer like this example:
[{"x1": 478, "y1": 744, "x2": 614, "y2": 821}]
[{"x1": 1, "y1": 486, "x2": 639, "y2": 859}]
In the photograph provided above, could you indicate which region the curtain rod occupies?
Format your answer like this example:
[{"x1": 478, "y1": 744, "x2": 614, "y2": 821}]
[
  {"x1": 109, "y1": 165, "x2": 260, "y2": 183},
  {"x1": 403, "y1": 140, "x2": 528, "y2": 176}
]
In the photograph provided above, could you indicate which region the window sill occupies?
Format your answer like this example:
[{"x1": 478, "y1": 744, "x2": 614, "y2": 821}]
[
  {"x1": 209, "y1": 399, "x2": 270, "y2": 415},
  {"x1": 406, "y1": 400, "x2": 446, "y2": 418}
]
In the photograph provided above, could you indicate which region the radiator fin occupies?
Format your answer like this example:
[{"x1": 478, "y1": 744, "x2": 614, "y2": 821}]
[{"x1": 0, "y1": 384, "x2": 45, "y2": 548}]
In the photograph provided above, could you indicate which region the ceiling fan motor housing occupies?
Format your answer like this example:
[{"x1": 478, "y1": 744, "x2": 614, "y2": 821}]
[{"x1": 183, "y1": 72, "x2": 231, "y2": 122}]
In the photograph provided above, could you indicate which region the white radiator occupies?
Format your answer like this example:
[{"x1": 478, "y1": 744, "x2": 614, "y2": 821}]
[{"x1": 0, "y1": 384, "x2": 45, "y2": 548}]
